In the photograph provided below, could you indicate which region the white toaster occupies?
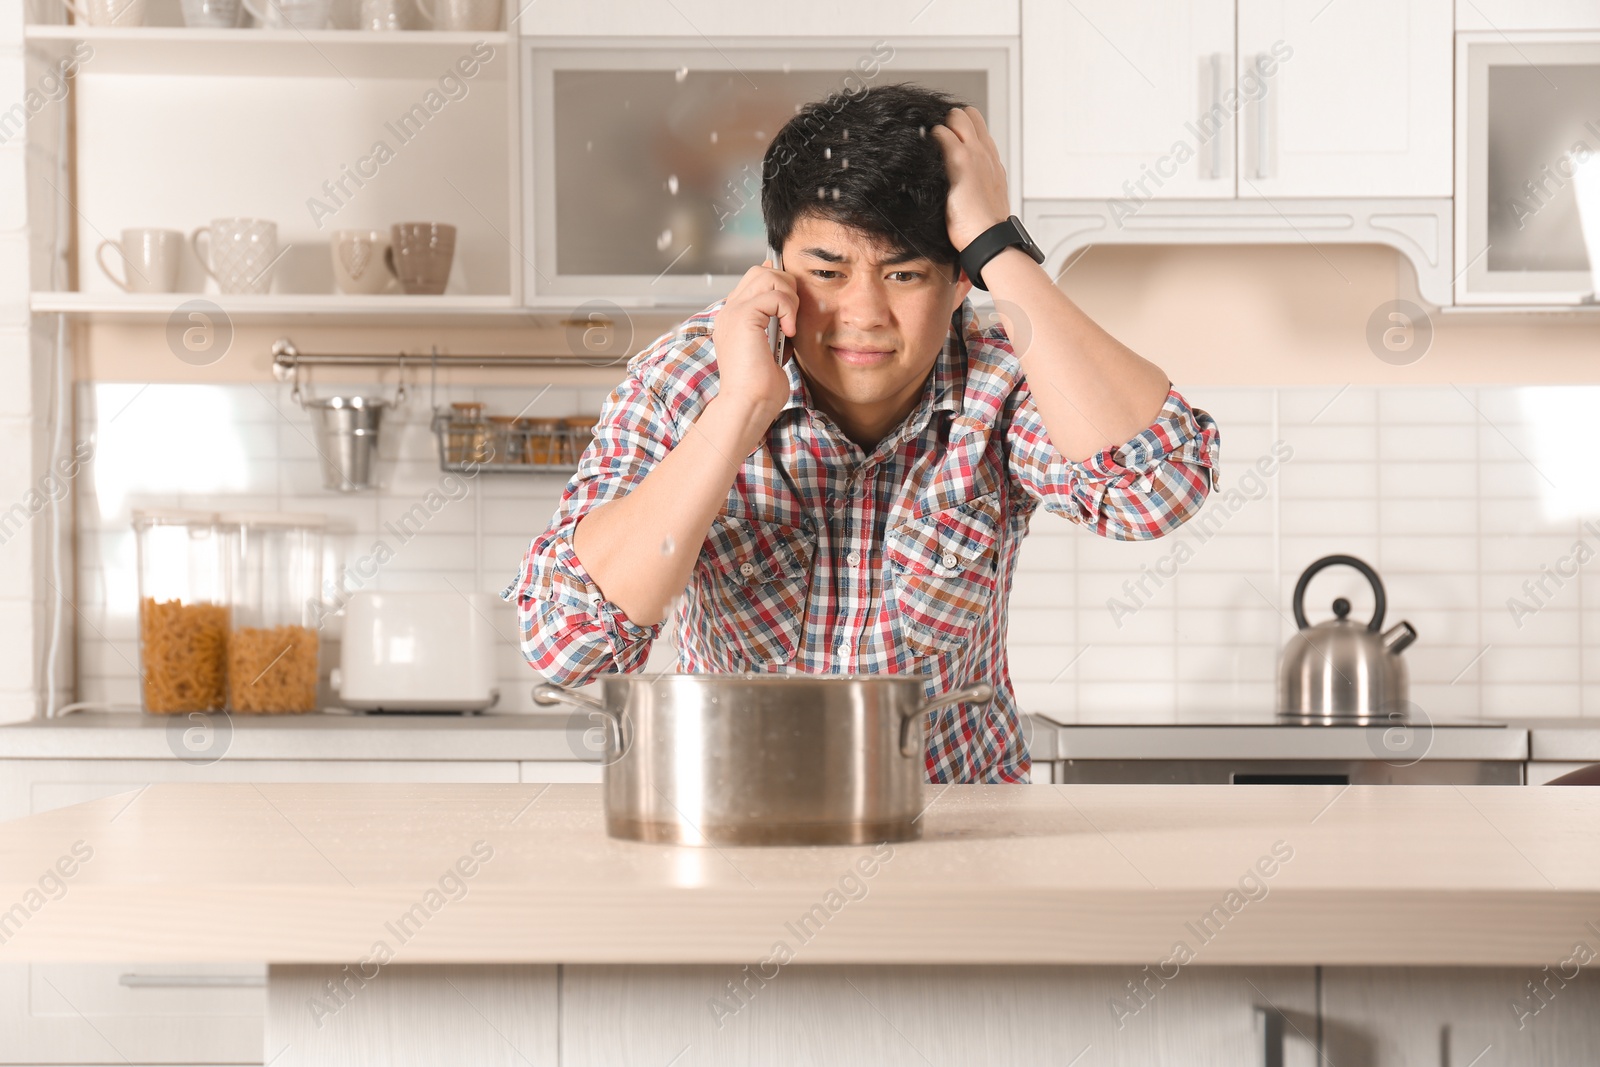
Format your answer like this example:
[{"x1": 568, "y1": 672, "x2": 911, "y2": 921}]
[{"x1": 332, "y1": 591, "x2": 502, "y2": 712}]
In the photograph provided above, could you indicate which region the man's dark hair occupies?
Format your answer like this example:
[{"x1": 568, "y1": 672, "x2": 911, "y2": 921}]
[{"x1": 760, "y1": 82, "x2": 967, "y2": 278}]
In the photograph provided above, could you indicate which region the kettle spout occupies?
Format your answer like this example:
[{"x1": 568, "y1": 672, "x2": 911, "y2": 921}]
[{"x1": 1382, "y1": 620, "x2": 1418, "y2": 655}]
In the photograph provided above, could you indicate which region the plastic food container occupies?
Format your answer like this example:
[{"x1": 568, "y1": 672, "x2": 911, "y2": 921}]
[
  {"x1": 133, "y1": 509, "x2": 231, "y2": 714},
  {"x1": 224, "y1": 512, "x2": 325, "y2": 714}
]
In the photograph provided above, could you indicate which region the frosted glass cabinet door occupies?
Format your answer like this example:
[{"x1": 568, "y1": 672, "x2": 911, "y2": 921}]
[
  {"x1": 1236, "y1": 0, "x2": 1452, "y2": 198},
  {"x1": 1021, "y1": 0, "x2": 1235, "y2": 200},
  {"x1": 523, "y1": 42, "x2": 1010, "y2": 301}
]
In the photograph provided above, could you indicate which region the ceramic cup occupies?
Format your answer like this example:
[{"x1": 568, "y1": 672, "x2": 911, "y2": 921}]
[
  {"x1": 416, "y1": 0, "x2": 496, "y2": 31},
  {"x1": 357, "y1": 0, "x2": 408, "y2": 30},
  {"x1": 331, "y1": 229, "x2": 397, "y2": 294},
  {"x1": 97, "y1": 228, "x2": 183, "y2": 294},
  {"x1": 55, "y1": 0, "x2": 145, "y2": 25},
  {"x1": 386, "y1": 222, "x2": 455, "y2": 296},
  {"x1": 191, "y1": 218, "x2": 280, "y2": 295},
  {"x1": 180, "y1": 0, "x2": 242, "y2": 26},
  {"x1": 240, "y1": 0, "x2": 328, "y2": 28}
]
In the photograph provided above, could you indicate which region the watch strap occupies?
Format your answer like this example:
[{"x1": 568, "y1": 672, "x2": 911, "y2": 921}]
[{"x1": 959, "y1": 215, "x2": 1042, "y2": 291}]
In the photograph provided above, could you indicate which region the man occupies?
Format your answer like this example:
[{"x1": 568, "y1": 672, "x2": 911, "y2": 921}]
[{"x1": 504, "y1": 83, "x2": 1219, "y2": 783}]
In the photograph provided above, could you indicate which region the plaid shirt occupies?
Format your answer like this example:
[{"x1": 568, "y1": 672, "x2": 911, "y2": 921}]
[{"x1": 504, "y1": 297, "x2": 1219, "y2": 783}]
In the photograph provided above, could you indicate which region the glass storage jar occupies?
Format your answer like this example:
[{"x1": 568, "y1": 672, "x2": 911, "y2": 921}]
[
  {"x1": 133, "y1": 509, "x2": 231, "y2": 714},
  {"x1": 225, "y1": 512, "x2": 325, "y2": 714}
]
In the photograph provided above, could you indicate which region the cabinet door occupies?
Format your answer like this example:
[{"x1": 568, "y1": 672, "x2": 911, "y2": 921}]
[
  {"x1": 0, "y1": 758, "x2": 518, "y2": 1065},
  {"x1": 1237, "y1": 0, "x2": 1452, "y2": 197},
  {"x1": 1321, "y1": 966, "x2": 1600, "y2": 1066},
  {"x1": 1023, "y1": 0, "x2": 1235, "y2": 200}
]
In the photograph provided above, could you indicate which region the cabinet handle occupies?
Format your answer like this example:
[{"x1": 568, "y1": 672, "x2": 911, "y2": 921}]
[
  {"x1": 119, "y1": 973, "x2": 266, "y2": 988},
  {"x1": 1207, "y1": 52, "x2": 1225, "y2": 179},
  {"x1": 1254, "y1": 1005, "x2": 1285, "y2": 1067},
  {"x1": 1254, "y1": 52, "x2": 1272, "y2": 180}
]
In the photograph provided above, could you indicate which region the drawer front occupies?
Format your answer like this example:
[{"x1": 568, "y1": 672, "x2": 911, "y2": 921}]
[{"x1": 0, "y1": 758, "x2": 518, "y2": 1064}]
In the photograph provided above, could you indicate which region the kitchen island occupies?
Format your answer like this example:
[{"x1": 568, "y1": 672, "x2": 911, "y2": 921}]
[{"x1": 1, "y1": 783, "x2": 1597, "y2": 1065}]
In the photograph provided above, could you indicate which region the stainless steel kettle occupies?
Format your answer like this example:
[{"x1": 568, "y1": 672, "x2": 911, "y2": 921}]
[{"x1": 1277, "y1": 555, "x2": 1418, "y2": 725}]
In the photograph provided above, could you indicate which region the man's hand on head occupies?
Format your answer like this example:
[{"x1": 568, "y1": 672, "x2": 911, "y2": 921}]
[{"x1": 930, "y1": 106, "x2": 1012, "y2": 253}]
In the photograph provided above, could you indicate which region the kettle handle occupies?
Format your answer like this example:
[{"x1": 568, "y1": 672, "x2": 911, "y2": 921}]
[{"x1": 1292, "y1": 554, "x2": 1385, "y2": 633}]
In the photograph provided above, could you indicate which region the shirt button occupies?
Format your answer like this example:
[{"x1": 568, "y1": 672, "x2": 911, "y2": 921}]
[
  {"x1": 846, "y1": 550, "x2": 861, "y2": 565},
  {"x1": 941, "y1": 552, "x2": 959, "y2": 569},
  {"x1": 739, "y1": 561, "x2": 756, "y2": 577}
]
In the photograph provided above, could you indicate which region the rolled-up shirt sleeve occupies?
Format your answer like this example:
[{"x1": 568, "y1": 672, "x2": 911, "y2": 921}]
[
  {"x1": 1005, "y1": 383, "x2": 1220, "y2": 540},
  {"x1": 500, "y1": 375, "x2": 676, "y2": 685}
]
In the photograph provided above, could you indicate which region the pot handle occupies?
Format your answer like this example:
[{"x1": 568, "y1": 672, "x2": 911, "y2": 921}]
[
  {"x1": 533, "y1": 682, "x2": 623, "y2": 756},
  {"x1": 901, "y1": 682, "x2": 995, "y2": 758}
]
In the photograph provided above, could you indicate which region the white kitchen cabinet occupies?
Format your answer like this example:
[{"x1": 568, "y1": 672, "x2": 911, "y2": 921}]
[
  {"x1": 516, "y1": 0, "x2": 1020, "y2": 37},
  {"x1": 1320, "y1": 966, "x2": 1600, "y2": 1065},
  {"x1": 1022, "y1": 0, "x2": 1236, "y2": 200},
  {"x1": 1237, "y1": 0, "x2": 1453, "y2": 198},
  {"x1": 0, "y1": 757, "x2": 518, "y2": 1066},
  {"x1": 1023, "y1": 0, "x2": 1453, "y2": 202},
  {"x1": 560, "y1": 964, "x2": 1320, "y2": 1066}
]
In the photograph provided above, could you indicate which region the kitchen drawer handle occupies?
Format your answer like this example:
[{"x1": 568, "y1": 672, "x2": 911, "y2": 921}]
[
  {"x1": 119, "y1": 973, "x2": 266, "y2": 988},
  {"x1": 1254, "y1": 1005, "x2": 1285, "y2": 1067},
  {"x1": 1207, "y1": 52, "x2": 1224, "y2": 179},
  {"x1": 1254, "y1": 53, "x2": 1272, "y2": 180}
]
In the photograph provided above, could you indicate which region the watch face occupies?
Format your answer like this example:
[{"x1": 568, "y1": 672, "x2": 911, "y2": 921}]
[{"x1": 1010, "y1": 215, "x2": 1044, "y2": 262}]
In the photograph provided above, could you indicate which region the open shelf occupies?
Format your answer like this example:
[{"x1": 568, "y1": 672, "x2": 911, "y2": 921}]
[
  {"x1": 32, "y1": 290, "x2": 527, "y2": 325},
  {"x1": 25, "y1": 25, "x2": 510, "y2": 78}
]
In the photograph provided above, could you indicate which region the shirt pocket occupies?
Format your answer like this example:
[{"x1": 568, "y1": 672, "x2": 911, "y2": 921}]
[
  {"x1": 699, "y1": 516, "x2": 815, "y2": 667},
  {"x1": 886, "y1": 493, "x2": 1003, "y2": 657}
]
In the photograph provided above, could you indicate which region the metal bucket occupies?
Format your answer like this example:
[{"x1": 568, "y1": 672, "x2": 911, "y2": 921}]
[
  {"x1": 534, "y1": 673, "x2": 993, "y2": 846},
  {"x1": 306, "y1": 395, "x2": 386, "y2": 492}
]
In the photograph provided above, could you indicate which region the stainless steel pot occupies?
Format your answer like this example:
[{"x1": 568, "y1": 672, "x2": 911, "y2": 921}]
[{"x1": 533, "y1": 673, "x2": 994, "y2": 847}]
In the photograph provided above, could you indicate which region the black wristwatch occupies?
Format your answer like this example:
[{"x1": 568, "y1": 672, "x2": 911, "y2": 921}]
[{"x1": 959, "y1": 214, "x2": 1045, "y2": 291}]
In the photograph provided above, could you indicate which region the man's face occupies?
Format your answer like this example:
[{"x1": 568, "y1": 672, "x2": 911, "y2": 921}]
[{"x1": 781, "y1": 214, "x2": 970, "y2": 431}]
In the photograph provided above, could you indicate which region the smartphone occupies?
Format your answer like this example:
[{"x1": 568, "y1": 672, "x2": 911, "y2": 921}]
[{"x1": 765, "y1": 245, "x2": 785, "y2": 363}]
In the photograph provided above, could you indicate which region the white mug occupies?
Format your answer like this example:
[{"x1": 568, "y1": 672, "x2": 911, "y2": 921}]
[
  {"x1": 416, "y1": 0, "x2": 496, "y2": 30},
  {"x1": 55, "y1": 0, "x2": 146, "y2": 25},
  {"x1": 97, "y1": 228, "x2": 183, "y2": 294},
  {"x1": 241, "y1": 0, "x2": 328, "y2": 28},
  {"x1": 331, "y1": 229, "x2": 396, "y2": 294},
  {"x1": 191, "y1": 218, "x2": 280, "y2": 296},
  {"x1": 180, "y1": 0, "x2": 242, "y2": 26},
  {"x1": 358, "y1": 0, "x2": 408, "y2": 30}
]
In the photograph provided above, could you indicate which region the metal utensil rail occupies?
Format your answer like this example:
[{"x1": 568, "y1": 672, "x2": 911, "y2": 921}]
[{"x1": 271, "y1": 339, "x2": 606, "y2": 476}]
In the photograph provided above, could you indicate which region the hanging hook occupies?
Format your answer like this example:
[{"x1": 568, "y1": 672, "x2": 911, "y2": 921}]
[{"x1": 394, "y1": 352, "x2": 408, "y2": 408}]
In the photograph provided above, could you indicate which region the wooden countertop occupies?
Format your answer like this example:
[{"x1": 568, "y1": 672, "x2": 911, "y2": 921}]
[{"x1": 0, "y1": 783, "x2": 1596, "y2": 967}]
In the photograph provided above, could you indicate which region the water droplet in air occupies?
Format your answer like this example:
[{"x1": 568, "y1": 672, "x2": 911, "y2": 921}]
[
  {"x1": 703, "y1": 273, "x2": 713, "y2": 286},
  {"x1": 656, "y1": 229, "x2": 673, "y2": 251},
  {"x1": 585, "y1": 140, "x2": 593, "y2": 152},
  {"x1": 918, "y1": 125, "x2": 926, "y2": 138},
  {"x1": 816, "y1": 186, "x2": 827, "y2": 200},
  {"x1": 781, "y1": 61, "x2": 791, "y2": 74},
  {"x1": 823, "y1": 147, "x2": 831, "y2": 159},
  {"x1": 661, "y1": 535, "x2": 675, "y2": 556},
  {"x1": 709, "y1": 130, "x2": 719, "y2": 144},
  {"x1": 830, "y1": 187, "x2": 840, "y2": 201},
  {"x1": 674, "y1": 66, "x2": 688, "y2": 82},
  {"x1": 754, "y1": 130, "x2": 766, "y2": 140},
  {"x1": 840, "y1": 157, "x2": 849, "y2": 169},
  {"x1": 842, "y1": 129, "x2": 849, "y2": 140},
  {"x1": 666, "y1": 174, "x2": 679, "y2": 195}
]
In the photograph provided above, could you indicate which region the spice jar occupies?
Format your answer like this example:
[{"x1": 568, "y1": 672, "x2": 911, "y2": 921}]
[
  {"x1": 448, "y1": 401, "x2": 489, "y2": 464},
  {"x1": 224, "y1": 512, "x2": 325, "y2": 714},
  {"x1": 524, "y1": 417, "x2": 564, "y2": 466},
  {"x1": 133, "y1": 509, "x2": 231, "y2": 714},
  {"x1": 487, "y1": 415, "x2": 524, "y2": 466},
  {"x1": 562, "y1": 415, "x2": 598, "y2": 464}
]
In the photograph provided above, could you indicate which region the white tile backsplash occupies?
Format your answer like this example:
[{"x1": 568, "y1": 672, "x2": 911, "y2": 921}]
[{"x1": 69, "y1": 382, "x2": 1600, "y2": 725}]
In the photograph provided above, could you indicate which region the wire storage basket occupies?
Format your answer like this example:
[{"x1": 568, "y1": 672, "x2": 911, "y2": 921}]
[{"x1": 432, "y1": 409, "x2": 596, "y2": 473}]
